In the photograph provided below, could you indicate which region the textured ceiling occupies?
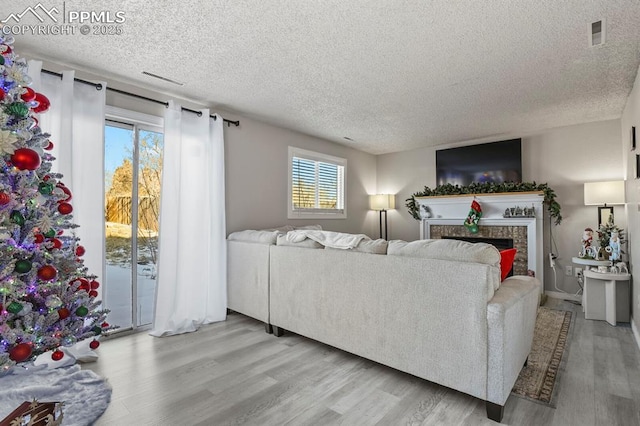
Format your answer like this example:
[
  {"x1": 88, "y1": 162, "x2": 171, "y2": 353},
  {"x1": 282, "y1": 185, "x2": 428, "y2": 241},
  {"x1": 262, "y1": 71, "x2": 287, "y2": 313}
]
[{"x1": 5, "y1": 0, "x2": 640, "y2": 154}]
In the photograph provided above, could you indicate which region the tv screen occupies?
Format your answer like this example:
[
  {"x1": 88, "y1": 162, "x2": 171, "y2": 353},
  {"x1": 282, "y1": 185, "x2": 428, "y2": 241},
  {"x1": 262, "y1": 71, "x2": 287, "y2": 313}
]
[{"x1": 436, "y1": 139, "x2": 522, "y2": 186}]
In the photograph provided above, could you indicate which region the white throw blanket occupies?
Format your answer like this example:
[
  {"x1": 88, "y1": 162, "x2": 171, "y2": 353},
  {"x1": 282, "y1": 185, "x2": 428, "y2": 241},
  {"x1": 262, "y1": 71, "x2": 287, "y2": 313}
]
[{"x1": 286, "y1": 230, "x2": 370, "y2": 249}]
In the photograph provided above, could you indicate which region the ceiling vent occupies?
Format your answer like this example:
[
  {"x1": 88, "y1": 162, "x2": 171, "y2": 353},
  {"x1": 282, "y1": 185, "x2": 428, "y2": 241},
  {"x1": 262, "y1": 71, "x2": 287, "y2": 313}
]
[
  {"x1": 590, "y1": 19, "x2": 606, "y2": 47},
  {"x1": 141, "y1": 71, "x2": 184, "y2": 86}
]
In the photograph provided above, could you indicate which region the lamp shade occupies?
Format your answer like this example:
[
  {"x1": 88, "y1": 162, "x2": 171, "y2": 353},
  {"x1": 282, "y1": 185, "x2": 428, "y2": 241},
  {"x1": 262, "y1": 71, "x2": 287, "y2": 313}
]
[
  {"x1": 584, "y1": 181, "x2": 626, "y2": 205},
  {"x1": 369, "y1": 194, "x2": 396, "y2": 211}
]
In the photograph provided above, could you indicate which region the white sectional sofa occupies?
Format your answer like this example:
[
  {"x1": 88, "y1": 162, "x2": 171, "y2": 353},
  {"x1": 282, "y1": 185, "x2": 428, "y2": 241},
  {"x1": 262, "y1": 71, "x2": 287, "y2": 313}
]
[{"x1": 227, "y1": 230, "x2": 539, "y2": 423}]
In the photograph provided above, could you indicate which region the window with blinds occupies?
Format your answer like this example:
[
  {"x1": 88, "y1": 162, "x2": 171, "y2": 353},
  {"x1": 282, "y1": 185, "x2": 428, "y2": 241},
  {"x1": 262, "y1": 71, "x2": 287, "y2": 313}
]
[{"x1": 288, "y1": 147, "x2": 346, "y2": 219}]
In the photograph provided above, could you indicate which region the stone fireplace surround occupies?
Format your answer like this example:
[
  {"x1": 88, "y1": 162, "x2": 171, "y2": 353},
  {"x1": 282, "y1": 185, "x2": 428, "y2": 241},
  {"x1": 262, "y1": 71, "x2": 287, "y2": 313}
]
[
  {"x1": 415, "y1": 193, "x2": 545, "y2": 290},
  {"x1": 431, "y1": 225, "x2": 528, "y2": 276}
]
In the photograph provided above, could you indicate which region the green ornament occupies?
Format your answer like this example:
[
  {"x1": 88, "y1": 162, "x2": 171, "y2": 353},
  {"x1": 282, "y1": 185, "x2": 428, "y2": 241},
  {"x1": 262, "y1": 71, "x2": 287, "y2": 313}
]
[
  {"x1": 75, "y1": 306, "x2": 89, "y2": 317},
  {"x1": 4, "y1": 102, "x2": 30, "y2": 118},
  {"x1": 7, "y1": 301, "x2": 23, "y2": 314},
  {"x1": 92, "y1": 326, "x2": 102, "y2": 335},
  {"x1": 43, "y1": 229, "x2": 56, "y2": 238},
  {"x1": 10, "y1": 210, "x2": 25, "y2": 226},
  {"x1": 0, "y1": 56, "x2": 4, "y2": 65},
  {"x1": 14, "y1": 259, "x2": 32, "y2": 274},
  {"x1": 38, "y1": 182, "x2": 54, "y2": 195}
]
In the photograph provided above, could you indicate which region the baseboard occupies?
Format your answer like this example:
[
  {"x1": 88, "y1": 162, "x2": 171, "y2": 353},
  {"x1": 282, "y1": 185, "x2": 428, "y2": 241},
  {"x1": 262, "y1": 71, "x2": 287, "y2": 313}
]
[
  {"x1": 632, "y1": 317, "x2": 640, "y2": 352},
  {"x1": 545, "y1": 291, "x2": 582, "y2": 303}
]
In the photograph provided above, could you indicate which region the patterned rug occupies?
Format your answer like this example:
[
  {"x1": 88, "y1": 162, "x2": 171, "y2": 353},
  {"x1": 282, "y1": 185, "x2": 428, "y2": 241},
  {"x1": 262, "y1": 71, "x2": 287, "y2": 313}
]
[{"x1": 511, "y1": 306, "x2": 573, "y2": 406}]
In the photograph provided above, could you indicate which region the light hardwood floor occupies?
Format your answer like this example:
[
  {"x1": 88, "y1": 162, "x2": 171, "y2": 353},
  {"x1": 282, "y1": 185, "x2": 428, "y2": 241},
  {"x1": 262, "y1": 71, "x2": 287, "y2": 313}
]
[{"x1": 86, "y1": 298, "x2": 640, "y2": 425}]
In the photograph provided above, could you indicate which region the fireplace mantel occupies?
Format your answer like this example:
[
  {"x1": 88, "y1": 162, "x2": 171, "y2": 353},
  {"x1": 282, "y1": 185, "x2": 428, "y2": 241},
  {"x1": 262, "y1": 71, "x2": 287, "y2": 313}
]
[{"x1": 416, "y1": 192, "x2": 544, "y2": 290}]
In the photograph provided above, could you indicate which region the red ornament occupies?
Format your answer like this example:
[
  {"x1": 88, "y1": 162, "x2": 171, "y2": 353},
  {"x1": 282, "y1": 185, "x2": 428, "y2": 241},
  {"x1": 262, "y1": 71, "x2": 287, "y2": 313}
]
[
  {"x1": 0, "y1": 90, "x2": 5, "y2": 102},
  {"x1": 44, "y1": 140, "x2": 54, "y2": 150},
  {"x1": 90, "y1": 280, "x2": 100, "y2": 289},
  {"x1": 57, "y1": 307, "x2": 70, "y2": 319},
  {"x1": 73, "y1": 278, "x2": 90, "y2": 292},
  {"x1": 37, "y1": 265, "x2": 57, "y2": 281},
  {"x1": 89, "y1": 290, "x2": 98, "y2": 298},
  {"x1": 75, "y1": 245, "x2": 85, "y2": 256},
  {"x1": 89, "y1": 340, "x2": 100, "y2": 349},
  {"x1": 9, "y1": 343, "x2": 32, "y2": 362},
  {"x1": 49, "y1": 238, "x2": 62, "y2": 250},
  {"x1": 1, "y1": 45, "x2": 12, "y2": 55},
  {"x1": 20, "y1": 87, "x2": 36, "y2": 102},
  {"x1": 34, "y1": 234, "x2": 45, "y2": 244},
  {"x1": 57, "y1": 202, "x2": 73, "y2": 215},
  {"x1": 101, "y1": 322, "x2": 109, "y2": 328},
  {"x1": 11, "y1": 148, "x2": 41, "y2": 170},
  {"x1": 51, "y1": 350, "x2": 64, "y2": 361},
  {"x1": 32, "y1": 93, "x2": 50, "y2": 113},
  {"x1": 0, "y1": 192, "x2": 10, "y2": 205},
  {"x1": 56, "y1": 183, "x2": 72, "y2": 202}
]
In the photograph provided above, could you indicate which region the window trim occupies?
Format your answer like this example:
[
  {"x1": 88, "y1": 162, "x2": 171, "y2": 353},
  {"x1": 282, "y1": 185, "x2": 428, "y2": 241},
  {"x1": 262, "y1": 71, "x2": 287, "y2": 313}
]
[
  {"x1": 105, "y1": 105, "x2": 163, "y2": 132},
  {"x1": 288, "y1": 146, "x2": 347, "y2": 219}
]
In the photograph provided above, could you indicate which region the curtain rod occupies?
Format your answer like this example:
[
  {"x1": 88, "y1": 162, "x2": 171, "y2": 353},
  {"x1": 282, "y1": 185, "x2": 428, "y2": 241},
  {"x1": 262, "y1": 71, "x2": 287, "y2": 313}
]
[{"x1": 40, "y1": 69, "x2": 240, "y2": 127}]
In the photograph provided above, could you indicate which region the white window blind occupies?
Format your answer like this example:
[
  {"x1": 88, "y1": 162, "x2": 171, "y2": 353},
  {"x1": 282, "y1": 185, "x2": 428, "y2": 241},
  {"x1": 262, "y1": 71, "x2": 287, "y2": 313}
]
[{"x1": 288, "y1": 147, "x2": 346, "y2": 218}]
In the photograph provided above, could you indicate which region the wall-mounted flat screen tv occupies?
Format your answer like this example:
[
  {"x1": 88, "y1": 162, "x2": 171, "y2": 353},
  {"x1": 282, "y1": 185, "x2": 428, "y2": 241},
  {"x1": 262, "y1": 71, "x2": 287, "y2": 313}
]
[{"x1": 436, "y1": 139, "x2": 522, "y2": 187}]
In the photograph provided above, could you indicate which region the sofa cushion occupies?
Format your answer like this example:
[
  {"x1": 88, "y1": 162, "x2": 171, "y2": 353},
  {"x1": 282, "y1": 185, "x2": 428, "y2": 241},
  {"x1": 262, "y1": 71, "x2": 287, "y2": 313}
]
[
  {"x1": 326, "y1": 238, "x2": 388, "y2": 254},
  {"x1": 227, "y1": 229, "x2": 280, "y2": 245},
  {"x1": 499, "y1": 248, "x2": 517, "y2": 281},
  {"x1": 276, "y1": 234, "x2": 324, "y2": 249},
  {"x1": 388, "y1": 239, "x2": 500, "y2": 266}
]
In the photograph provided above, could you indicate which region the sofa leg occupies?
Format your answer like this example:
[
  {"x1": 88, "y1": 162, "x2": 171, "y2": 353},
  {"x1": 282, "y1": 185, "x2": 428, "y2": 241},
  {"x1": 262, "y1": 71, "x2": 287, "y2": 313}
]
[
  {"x1": 486, "y1": 401, "x2": 504, "y2": 423},
  {"x1": 226, "y1": 308, "x2": 233, "y2": 315},
  {"x1": 273, "y1": 326, "x2": 285, "y2": 337},
  {"x1": 265, "y1": 323, "x2": 273, "y2": 334},
  {"x1": 524, "y1": 356, "x2": 529, "y2": 367}
]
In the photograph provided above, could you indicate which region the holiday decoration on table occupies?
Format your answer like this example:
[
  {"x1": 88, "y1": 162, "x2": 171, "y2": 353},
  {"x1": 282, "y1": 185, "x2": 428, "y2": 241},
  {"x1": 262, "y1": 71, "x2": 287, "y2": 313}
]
[
  {"x1": 0, "y1": 35, "x2": 114, "y2": 372},
  {"x1": 463, "y1": 198, "x2": 482, "y2": 233}
]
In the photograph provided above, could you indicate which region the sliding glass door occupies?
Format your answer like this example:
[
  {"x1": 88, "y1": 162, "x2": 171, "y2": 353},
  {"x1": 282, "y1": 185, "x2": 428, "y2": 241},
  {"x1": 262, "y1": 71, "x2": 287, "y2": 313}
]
[{"x1": 104, "y1": 118, "x2": 163, "y2": 331}]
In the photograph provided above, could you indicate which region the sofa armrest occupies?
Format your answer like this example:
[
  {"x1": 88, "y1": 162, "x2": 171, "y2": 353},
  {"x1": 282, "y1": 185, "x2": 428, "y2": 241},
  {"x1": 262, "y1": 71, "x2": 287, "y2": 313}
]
[
  {"x1": 227, "y1": 240, "x2": 271, "y2": 323},
  {"x1": 486, "y1": 276, "x2": 539, "y2": 405}
]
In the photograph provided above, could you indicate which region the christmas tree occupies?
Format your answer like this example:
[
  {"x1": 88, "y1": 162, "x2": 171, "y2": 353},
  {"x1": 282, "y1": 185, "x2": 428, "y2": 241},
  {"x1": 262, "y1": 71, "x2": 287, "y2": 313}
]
[{"x1": 0, "y1": 35, "x2": 112, "y2": 372}]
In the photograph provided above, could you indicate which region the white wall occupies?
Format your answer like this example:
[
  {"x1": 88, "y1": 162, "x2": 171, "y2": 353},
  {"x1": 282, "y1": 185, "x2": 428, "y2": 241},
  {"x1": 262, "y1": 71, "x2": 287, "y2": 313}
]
[
  {"x1": 622, "y1": 62, "x2": 640, "y2": 339},
  {"x1": 223, "y1": 112, "x2": 378, "y2": 236},
  {"x1": 377, "y1": 119, "x2": 624, "y2": 294}
]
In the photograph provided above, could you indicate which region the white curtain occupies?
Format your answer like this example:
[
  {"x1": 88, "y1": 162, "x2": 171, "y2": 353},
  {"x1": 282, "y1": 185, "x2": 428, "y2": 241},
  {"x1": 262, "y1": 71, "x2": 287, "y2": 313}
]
[
  {"x1": 150, "y1": 101, "x2": 227, "y2": 337},
  {"x1": 27, "y1": 61, "x2": 106, "y2": 296}
]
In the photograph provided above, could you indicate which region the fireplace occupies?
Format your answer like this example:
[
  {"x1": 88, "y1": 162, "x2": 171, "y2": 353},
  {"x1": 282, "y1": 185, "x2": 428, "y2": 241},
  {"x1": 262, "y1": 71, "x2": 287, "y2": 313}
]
[
  {"x1": 430, "y1": 224, "x2": 529, "y2": 276},
  {"x1": 442, "y1": 236, "x2": 514, "y2": 250},
  {"x1": 442, "y1": 236, "x2": 515, "y2": 277},
  {"x1": 415, "y1": 192, "x2": 544, "y2": 290}
]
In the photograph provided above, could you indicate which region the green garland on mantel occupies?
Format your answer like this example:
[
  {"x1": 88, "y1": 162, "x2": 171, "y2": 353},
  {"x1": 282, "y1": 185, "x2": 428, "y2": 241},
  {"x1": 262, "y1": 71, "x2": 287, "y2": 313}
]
[{"x1": 406, "y1": 182, "x2": 562, "y2": 225}]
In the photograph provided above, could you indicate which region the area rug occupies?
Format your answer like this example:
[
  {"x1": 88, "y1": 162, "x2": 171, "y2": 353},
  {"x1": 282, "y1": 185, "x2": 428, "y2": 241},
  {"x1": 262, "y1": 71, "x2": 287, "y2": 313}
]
[
  {"x1": 0, "y1": 364, "x2": 111, "y2": 425},
  {"x1": 511, "y1": 306, "x2": 573, "y2": 407}
]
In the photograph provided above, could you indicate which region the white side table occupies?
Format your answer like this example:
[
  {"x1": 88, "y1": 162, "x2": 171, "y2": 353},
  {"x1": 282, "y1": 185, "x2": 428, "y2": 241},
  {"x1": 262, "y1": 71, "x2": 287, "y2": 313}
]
[
  {"x1": 582, "y1": 269, "x2": 631, "y2": 326},
  {"x1": 571, "y1": 257, "x2": 610, "y2": 270}
]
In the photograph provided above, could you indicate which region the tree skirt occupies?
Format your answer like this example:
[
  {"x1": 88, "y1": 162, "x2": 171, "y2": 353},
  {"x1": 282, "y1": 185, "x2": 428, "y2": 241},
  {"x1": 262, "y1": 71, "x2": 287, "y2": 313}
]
[
  {"x1": 511, "y1": 307, "x2": 573, "y2": 406},
  {"x1": 0, "y1": 364, "x2": 111, "y2": 426}
]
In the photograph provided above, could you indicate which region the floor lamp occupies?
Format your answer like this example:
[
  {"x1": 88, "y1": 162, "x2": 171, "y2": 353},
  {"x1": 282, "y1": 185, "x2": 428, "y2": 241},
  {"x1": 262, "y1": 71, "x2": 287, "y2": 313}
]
[{"x1": 369, "y1": 194, "x2": 395, "y2": 240}]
